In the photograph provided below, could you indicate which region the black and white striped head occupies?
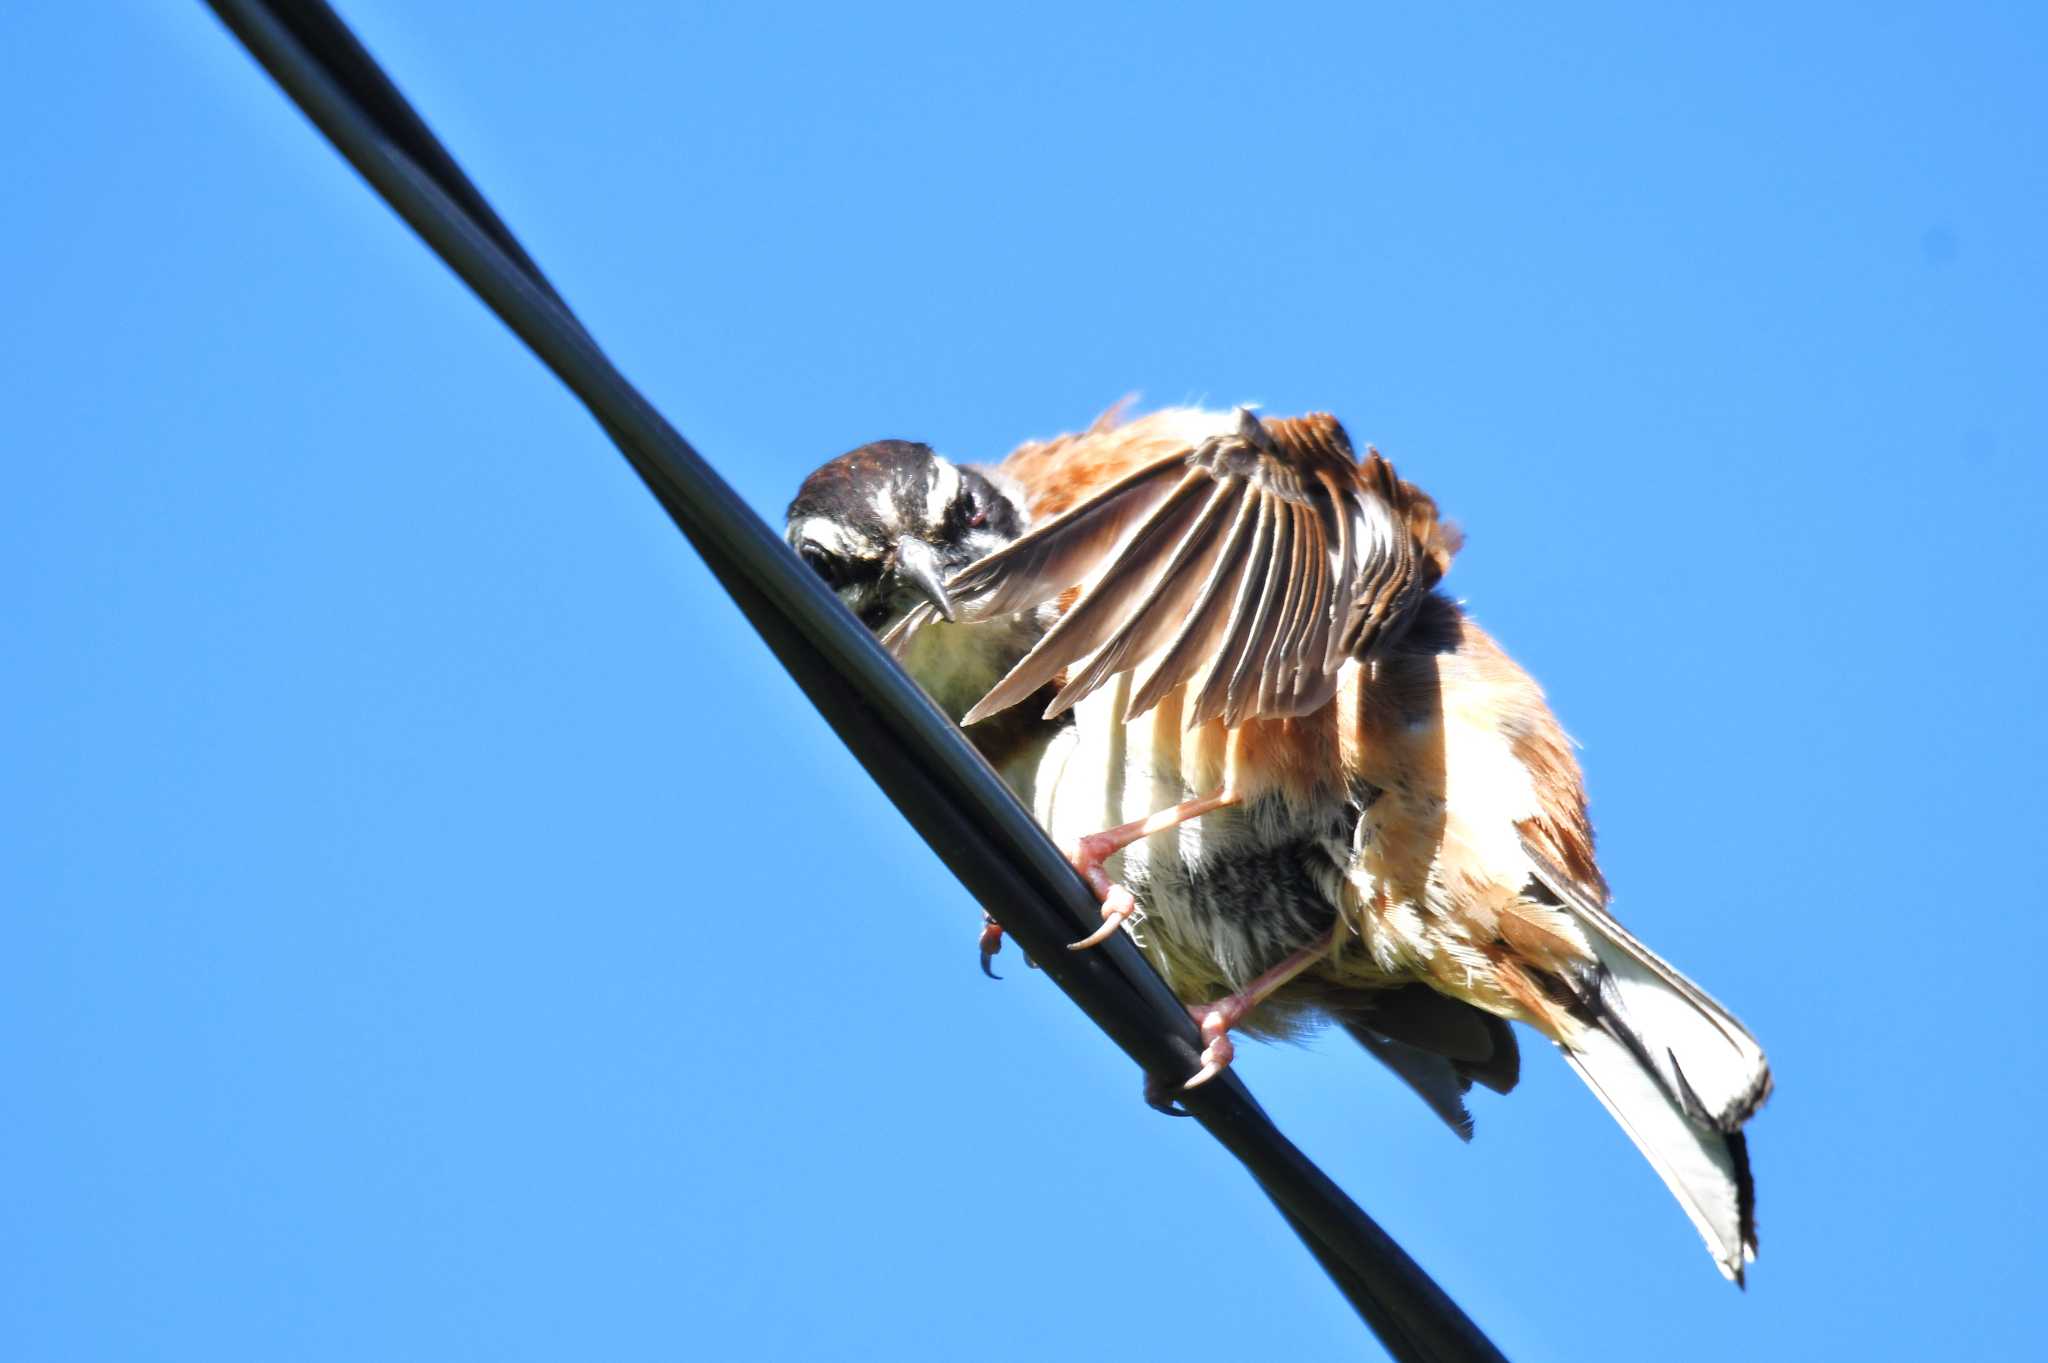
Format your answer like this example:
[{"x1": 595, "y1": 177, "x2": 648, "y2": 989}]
[{"x1": 785, "y1": 440, "x2": 1023, "y2": 632}]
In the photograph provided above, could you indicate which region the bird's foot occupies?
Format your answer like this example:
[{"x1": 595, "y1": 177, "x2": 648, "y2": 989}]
[
  {"x1": 1068, "y1": 884, "x2": 1145, "y2": 950},
  {"x1": 1184, "y1": 996, "x2": 1248, "y2": 1089},
  {"x1": 978, "y1": 913, "x2": 1005, "y2": 979},
  {"x1": 976, "y1": 913, "x2": 1037, "y2": 977},
  {"x1": 1065, "y1": 821, "x2": 1162, "y2": 950},
  {"x1": 1062, "y1": 788, "x2": 1237, "y2": 951},
  {"x1": 1135, "y1": 1000, "x2": 1246, "y2": 1111},
  {"x1": 1176, "y1": 929, "x2": 1341, "y2": 1089}
]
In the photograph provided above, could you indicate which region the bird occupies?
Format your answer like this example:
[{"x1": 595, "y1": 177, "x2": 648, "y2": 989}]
[{"x1": 784, "y1": 402, "x2": 1772, "y2": 1282}]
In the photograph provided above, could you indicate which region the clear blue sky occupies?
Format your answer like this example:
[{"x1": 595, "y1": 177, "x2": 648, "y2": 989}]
[{"x1": 5, "y1": 4, "x2": 2044, "y2": 1359}]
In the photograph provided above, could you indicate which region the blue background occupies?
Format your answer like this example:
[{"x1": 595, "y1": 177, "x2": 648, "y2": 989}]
[{"x1": 6, "y1": 4, "x2": 2044, "y2": 1359}]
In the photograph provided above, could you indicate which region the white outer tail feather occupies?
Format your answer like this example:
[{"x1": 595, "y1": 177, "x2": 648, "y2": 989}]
[
  {"x1": 1562, "y1": 1027, "x2": 1756, "y2": 1282},
  {"x1": 1521, "y1": 837, "x2": 1771, "y2": 1278},
  {"x1": 1557, "y1": 909, "x2": 1770, "y2": 1282},
  {"x1": 1580, "y1": 912, "x2": 1772, "y2": 1131}
]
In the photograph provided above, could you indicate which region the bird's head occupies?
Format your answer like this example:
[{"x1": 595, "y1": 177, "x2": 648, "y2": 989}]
[{"x1": 784, "y1": 440, "x2": 1023, "y2": 635}]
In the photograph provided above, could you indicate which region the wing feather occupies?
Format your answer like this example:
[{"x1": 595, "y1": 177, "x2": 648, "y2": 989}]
[
  {"x1": 955, "y1": 407, "x2": 1451, "y2": 726},
  {"x1": 1121, "y1": 492, "x2": 1264, "y2": 722},
  {"x1": 945, "y1": 455, "x2": 1190, "y2": 621},
  {"x1": 1222, "y1": 493, "x2": 1296, "y2": 725},
  {"x1": 961, "y1": 466, "x2": 1208, "y2": 719},
  {"x1": 1257, "y1": 499, "x2": 1316, "y2": 714},
  {"x1": 1044, "y1": 481, "x2": 1240, "y2": 717},
  {"x1": 1188, "y1": 493, "x2": 1280, "y2": 728}
]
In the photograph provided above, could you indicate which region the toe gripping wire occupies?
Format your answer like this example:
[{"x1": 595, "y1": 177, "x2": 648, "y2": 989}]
[{"x1": 197, "y1": 4, "x2": 1507, "y2": 1360}]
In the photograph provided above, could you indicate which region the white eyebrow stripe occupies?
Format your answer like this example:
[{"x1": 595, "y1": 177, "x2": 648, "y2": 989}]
[
  {"x1": 795, "y1": 517, "x2": 859, "y2": 557},
  {"x1": 870, "y1": 485, "x2": 897, "y2": 521},
  {"x1": 925, "y1": 458, "x2": 961, "y2": 526}
]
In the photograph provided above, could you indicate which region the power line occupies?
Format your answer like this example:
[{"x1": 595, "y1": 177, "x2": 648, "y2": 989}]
[{"x1": 196, "y1": 4, "x2": 1508, "y2": 1359}]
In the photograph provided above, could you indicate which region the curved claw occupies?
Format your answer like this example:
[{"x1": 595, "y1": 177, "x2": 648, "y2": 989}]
[
  {"x1": 1067, "y1": 917, "x2": 1123, "y2": 952},
  {"x1": 1184, "y1": 1034, "x2": 1235, "y2": 1090},
  {"x1": 1068, "y1": 886, "x2": 1138, "y2": 951}
]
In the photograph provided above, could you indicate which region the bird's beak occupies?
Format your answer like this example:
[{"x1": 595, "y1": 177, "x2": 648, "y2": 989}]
[{"x1": 893, "y1": 536, "x2": 957, "y2": 622}]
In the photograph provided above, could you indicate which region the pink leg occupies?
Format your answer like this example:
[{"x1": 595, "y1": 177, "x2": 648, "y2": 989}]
[
  {"x1": 1066, "y1": 787, "x2": 1240, "y2": 950},
  {"x1": 1183, "y1": 930, "x2": 1338, "y2": 1089}
]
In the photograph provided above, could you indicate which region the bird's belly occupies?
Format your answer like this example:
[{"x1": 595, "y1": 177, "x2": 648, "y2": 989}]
[{"x1": 1032, "y1": 685, "x2": 1347, "y2": 1001}]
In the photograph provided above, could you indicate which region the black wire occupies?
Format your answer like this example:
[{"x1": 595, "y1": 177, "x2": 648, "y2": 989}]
[{"x1": 196, "y1": 4, "x2": 1508, "y2": 1359}]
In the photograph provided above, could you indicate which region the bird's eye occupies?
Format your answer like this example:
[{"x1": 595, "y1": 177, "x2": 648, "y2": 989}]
[
  {"x1": 966, "y1": 504, "x2": 988, "y2": 529},
  {"x1": 799, "y1": 542, "x2": 845, "y2": 586}
]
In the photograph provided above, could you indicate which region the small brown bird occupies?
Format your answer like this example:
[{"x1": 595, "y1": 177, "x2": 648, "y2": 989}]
[{"x1": 786, "y1": 403, "x2": 1771, "y2": 1282}]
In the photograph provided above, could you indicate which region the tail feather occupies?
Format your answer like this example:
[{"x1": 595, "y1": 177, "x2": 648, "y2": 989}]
[
  {"x1": 1524, "y1": 836, "x2": 1772, "y2": 1129},
  {"x1": 1561, "y1": 1026, "x2": 1758, "y2": 1283},
  {"x1": 1577, "y1": 907, "x2": 1773, "y2": 1132},
  {"x1": 1521, "y1": 838, "x2": 1771, "y2": 1278},
  {"x1": 1552, "y1": 895, "x2": 1769, "y2": 1282},
  {"x1": 1338, "y1": 986, "x2": 1522, "y2": 1141},
  {"x1": 1344, "y1": 1024, "x2": 1477, "y2": 1142}
]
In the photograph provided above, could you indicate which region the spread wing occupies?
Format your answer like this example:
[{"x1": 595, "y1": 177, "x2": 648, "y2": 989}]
[{"x1": 954, "y1": 408, "x2": 1454, "y2": 728}]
